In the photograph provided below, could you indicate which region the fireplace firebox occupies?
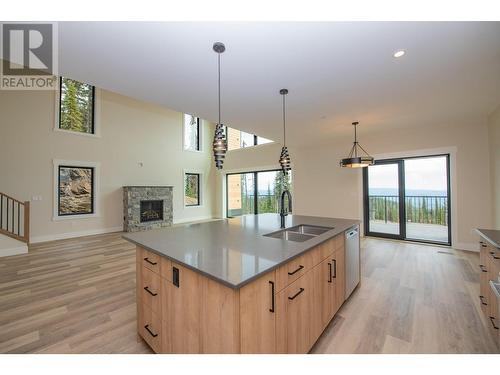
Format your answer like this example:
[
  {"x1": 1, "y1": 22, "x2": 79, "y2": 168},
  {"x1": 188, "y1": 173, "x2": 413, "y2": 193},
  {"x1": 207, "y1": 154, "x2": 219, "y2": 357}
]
[{"x1": 140, "y1": 200, "x2": 164, "y2": 223}]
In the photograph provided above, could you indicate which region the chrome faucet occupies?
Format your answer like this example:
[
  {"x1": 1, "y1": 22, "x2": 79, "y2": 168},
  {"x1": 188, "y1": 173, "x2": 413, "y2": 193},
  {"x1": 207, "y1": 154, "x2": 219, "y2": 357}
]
[{"x1": 279, "y1": 190, "x2": 292, "y2": 228}]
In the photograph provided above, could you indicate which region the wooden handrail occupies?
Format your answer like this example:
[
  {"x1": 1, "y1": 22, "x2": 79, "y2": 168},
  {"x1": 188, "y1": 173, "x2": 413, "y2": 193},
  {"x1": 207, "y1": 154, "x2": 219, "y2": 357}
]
[{"x1": 0, "y1": 193, "x2": 29, "y2": 243}]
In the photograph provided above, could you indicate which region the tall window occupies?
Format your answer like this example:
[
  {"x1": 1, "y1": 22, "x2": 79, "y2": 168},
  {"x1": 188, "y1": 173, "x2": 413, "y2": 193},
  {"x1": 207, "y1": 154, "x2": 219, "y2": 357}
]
[
  {"x1": 226, "y1": 170, "x2": 291, "y2": 217},
  {"x1": 185, "y1": 173, "x2": 201, "y2": 206},
  {"x1": 226, "y1": 127, "x2": 273, "y2": 150},
  {"x1": 184, "y1": 114, "x2": 200, "y2": 151},
  {"x1": 58, "y1": 166, "x2": 95, "y2": 216},
  {"x1": 59, "y1": 77, "x2": 95, "y2": 134}
]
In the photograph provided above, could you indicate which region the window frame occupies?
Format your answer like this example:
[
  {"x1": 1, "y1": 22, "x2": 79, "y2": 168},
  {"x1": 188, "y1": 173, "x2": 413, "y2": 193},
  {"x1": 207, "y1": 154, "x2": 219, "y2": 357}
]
[
  {"x1": 183, "y1": 114, "x2": 202, "y2": 152},
  {"x1": 225, "y1": 126, "x2": 273, "y2": 150},
  {"x1": 52, "y1": 159, "x2": 100, "y2": 221},
  {"x1": 184, "y1": 172, "x2": 201, "y2": 207},
  {"x1": 57, "y1": 77, "x2": 96, "y2": 136},
  {"x1": 225, "y1": 168, "x2": 290, "y2": 218}
]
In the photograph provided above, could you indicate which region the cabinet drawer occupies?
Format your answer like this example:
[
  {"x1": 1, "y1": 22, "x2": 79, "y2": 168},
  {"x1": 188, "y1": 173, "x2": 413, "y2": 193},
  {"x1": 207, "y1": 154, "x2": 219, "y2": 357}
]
[
  {"x1": 141, "y1": 248, "x2": 161, "y2": 274},
  {"x1": 140, "y1": 266, "x2": 161, "y2": 314},
  {"x1": 138, "y1": 304, "x2": 162, "y2": 353},
  {"x1": 276, "y1": 254, "x2": 310, "y2": 292}
]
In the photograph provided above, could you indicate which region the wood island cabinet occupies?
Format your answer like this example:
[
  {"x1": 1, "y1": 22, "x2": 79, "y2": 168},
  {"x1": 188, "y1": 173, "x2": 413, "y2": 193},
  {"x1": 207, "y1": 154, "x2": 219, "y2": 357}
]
[
  {"x1": 136, "y1": 231, "x2": 353, "y2": 354},
  {"x1": 478, "y1": 238, "x2": 500, "y2": 347}
]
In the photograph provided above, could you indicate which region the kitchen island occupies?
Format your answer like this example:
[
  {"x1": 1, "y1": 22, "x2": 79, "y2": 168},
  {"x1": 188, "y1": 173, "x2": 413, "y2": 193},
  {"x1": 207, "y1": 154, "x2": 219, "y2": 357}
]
[{"x1": 124, "y1": 213, "x2": 360, "y2": 354}]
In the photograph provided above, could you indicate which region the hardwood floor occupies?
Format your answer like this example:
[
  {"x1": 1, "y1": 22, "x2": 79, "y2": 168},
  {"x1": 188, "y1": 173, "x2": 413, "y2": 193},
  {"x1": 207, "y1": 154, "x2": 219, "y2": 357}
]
[{"x1": 0, "y1": 233, "x2": 497, "y2": 353}]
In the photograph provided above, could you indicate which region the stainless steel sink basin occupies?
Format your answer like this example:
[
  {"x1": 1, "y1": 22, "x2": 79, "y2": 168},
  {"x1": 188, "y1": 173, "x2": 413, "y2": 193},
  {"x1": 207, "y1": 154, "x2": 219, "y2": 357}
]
[
  {"x1": 263, "y1": 224, "x2": 334, "y2": 242},
  {"x1": 287, "y1": 224, "x2": 333, "y2": 236},
  {"x1": 264, "y1": 230, "x2": 316, "y2": 242}
]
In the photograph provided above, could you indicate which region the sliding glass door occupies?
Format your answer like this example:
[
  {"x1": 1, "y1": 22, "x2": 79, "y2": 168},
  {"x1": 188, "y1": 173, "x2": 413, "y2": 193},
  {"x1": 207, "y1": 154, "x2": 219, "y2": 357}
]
[
  {"x1": 363, "y1": 154, "x2": 451, "y2": 245},
  {"x1": 226, "y1": 170, "x2": 291, "y2": 218}
]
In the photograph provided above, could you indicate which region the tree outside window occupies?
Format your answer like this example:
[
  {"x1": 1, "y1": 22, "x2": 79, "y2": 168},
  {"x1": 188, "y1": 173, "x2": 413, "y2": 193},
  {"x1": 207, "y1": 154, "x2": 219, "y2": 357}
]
[{"x1": 59, "y1": 77, "x2": 95, "y2": 134}]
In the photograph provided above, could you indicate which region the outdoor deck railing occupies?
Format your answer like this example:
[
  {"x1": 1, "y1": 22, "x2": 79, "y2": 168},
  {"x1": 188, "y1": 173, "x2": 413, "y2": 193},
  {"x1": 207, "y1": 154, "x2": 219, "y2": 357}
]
[{"x1": 369, "y1": 195, "x2": 448, "y2": 226}]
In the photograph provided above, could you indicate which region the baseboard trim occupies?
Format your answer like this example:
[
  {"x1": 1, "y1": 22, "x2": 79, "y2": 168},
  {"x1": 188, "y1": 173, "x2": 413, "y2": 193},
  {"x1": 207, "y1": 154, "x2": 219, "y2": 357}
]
[
  {"x1": 31, "y1": 226, "x2": 123, "y2": 244},
  {"x1": 453, "y1": 242, "x2": 478, "y2": 252}
]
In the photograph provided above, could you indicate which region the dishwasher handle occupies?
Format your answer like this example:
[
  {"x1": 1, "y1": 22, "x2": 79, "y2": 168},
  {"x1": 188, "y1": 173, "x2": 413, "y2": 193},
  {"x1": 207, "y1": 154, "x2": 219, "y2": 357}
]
[{"x1": 346, "y1": 226, "x2": 359, "y2": 239}]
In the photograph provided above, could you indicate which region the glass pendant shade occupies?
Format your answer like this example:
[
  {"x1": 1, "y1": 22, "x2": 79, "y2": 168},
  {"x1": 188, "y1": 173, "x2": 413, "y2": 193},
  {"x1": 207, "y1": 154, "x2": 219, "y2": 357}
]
[
  {"x1": 340, "y1": 122, "x2": 374, "y2": 168},
  {"x1": 213, "y1": 123, "x2": 227, "y2": 170},
  {"x1": 279, "y1": 146, "x2": 291, "y2": 174},
  {"x1": 212, "y1": 42, "x2": 227, "y2": 170}
]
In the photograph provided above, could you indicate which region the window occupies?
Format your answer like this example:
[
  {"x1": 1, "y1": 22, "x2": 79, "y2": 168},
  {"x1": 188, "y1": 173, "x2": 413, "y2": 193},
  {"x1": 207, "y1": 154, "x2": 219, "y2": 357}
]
[
  {"x1": 58, "y1": 165, "x2": 95, "y2": 216},
  {"x1": 185, "y1": 173, "x2": 201, "y2": 206},
  {"x1": 226, "y1": 127, "x2": 273, "y2": 150},
  {"x1": 226, "y1": 169, "x2": 291, "y2": 217},
  {"x1": 59, "y1": 77, "x2": 95, "y2": 134},
  {"x1": 184, "y1": 114, "x2": 200, "y2": 151}
]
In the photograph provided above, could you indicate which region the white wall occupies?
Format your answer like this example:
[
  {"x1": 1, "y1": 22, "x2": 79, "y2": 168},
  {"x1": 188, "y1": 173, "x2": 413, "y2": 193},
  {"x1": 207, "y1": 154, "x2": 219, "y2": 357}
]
[
  {"x1": 293, "y1": 120, "x2": 492, "y2": 251},
  {"x1": 0, "y1": 87, "x2": 216, "y2": 243},
  {"x1": 489, "y1": 104, "x2": 500, "y2": 229},
  {"x1": 216, "y1": 120, "x2": 493, "y2": 251}
]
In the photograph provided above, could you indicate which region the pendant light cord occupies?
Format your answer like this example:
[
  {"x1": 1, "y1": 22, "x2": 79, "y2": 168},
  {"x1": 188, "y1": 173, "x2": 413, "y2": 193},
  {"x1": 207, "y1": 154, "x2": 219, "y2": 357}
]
[
  {"x1": 282, "y1": 93, "x2": 286, "y2": 146},
  {"x1": 218, "y1": 52, "x2": 221, "y2": 125}
]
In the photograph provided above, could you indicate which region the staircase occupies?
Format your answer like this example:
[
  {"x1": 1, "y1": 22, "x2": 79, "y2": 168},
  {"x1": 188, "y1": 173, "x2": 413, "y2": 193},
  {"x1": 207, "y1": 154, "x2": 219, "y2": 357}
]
[{"x1": 0, "y1": 192, "x2": 29, "y2": 257}]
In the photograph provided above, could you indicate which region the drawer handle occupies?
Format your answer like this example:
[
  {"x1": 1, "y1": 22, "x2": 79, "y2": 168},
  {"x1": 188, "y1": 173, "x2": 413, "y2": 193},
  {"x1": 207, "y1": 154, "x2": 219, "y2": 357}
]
[
  {"x1": 288, "y1": 287, "x2": 305, "y2": 300},
  {"x1": 489, "y1": 251, "x2": 500, "y2": 260},
  {"x1": 144, "y1": 286, "x2": 158, "y2": 297},
  {"x1": 481, "y1": 243, "x2": 487, "y2": 248},
  {"x1": 288, "y1": 265, "x2": 304, "y2": 275},
  {"x1": 479, "y1": 264, "x2": 488, "y2": 273},
  {"x1": 332, "y1": 259, "x2": 337, "y2": 279},
  {"x1": 144, "y1": 257, "x2": 157, "y2": 266},
  {"x1": 144, "y1": 324, "x2": 159, "y2": 337},
  {"x1": 490, "y1": 317, "x2": 499, "y2": 330},
  {"x1": 479, "y1": 295, "x2": 488, "y2": 306},
  {"x1": 269, "y1": 281, "x2": 275, "y2": 313},
  {"x1": 328, "y1": 263, "x2": 332, "y2": 283}
]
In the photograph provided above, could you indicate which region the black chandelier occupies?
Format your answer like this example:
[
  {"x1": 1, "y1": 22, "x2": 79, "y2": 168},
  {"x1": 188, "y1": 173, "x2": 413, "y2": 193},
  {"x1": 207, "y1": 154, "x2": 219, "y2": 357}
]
[
  {"x1": 212, "y1": 42, "x2": 227, "y2": 170},
  {"x1": 340, "y1": 121, "x2": 374, "y2": 168},
  {"x1": 278, "y1": 89, "x2": 291, "y2": 175}
]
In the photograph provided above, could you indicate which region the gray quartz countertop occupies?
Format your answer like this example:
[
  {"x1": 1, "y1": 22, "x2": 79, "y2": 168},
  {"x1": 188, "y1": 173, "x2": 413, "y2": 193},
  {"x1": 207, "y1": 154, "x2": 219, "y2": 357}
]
[
  {"x1": 123, "y1": 213, "x2": 359, "y2": 289},
  {"x1": 476, "y1": 229, "x2": 500, "y2": 248}
]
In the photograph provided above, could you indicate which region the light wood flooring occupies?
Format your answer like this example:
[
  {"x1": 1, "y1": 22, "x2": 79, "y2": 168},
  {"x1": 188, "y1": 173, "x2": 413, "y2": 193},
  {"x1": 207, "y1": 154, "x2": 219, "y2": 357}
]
[{"x1": 0, "y1": 233, "x2": 497, "y2": 353}]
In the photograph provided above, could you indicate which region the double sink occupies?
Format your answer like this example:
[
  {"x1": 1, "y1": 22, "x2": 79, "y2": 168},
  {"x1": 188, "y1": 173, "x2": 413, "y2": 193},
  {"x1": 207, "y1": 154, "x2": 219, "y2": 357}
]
[{"x1": 264, "y1": 224, "x2": 334, "y2": 242}]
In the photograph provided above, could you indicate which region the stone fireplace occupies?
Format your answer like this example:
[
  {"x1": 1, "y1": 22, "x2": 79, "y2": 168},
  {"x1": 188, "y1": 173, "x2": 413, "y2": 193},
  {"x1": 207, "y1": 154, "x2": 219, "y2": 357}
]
[{"x1": 123, "y1": 186, "x2": 173, "y2": 232}]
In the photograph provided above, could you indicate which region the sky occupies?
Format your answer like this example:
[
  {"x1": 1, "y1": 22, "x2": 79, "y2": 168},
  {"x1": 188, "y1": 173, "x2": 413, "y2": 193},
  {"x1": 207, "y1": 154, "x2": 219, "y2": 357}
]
[{"x1": 368, "y1": 156, "x2": 448, "y2": 191}]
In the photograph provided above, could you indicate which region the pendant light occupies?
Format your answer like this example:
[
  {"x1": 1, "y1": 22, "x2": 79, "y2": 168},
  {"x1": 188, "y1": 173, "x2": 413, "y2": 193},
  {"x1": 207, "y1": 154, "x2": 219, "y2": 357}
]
[
  {"x1": 340, "y1": 121, "x2": 374, "y2": 168},
  {"x1": 279, "y1": 89, "x2": 291, "y2": 175},
  {"x1": 212, "y1": 42, "x2": 227, "y2": 170}
]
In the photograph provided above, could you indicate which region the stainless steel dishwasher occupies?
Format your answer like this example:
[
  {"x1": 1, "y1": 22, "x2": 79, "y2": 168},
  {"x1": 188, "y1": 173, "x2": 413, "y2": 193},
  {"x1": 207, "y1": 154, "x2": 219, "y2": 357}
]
[{"x1": 345, "y1": 225, "x2": 360, "y2": 298}]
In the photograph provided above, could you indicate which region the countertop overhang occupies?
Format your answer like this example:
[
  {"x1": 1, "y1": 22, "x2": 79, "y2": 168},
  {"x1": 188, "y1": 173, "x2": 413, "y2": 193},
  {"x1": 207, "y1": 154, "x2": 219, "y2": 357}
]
[
  {"x1": 476, "y1": 228, "x2": 500, "y2": 249},
  {"x1": 123, "y1": 213, "x2": 360, "y2": 289}
]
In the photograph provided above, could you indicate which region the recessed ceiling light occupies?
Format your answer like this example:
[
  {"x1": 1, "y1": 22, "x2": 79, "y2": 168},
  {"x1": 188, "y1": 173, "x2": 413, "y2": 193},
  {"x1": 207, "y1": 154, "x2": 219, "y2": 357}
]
[{"x1": 393, "y1": 50, "x2": 406, "y2": 58}]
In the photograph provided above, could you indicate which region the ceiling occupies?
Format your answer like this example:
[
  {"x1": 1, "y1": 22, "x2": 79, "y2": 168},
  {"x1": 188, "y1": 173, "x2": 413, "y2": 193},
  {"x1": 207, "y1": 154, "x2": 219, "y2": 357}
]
[{"x1": 58, "y1": 22, "x2": 500, "y2": 146}]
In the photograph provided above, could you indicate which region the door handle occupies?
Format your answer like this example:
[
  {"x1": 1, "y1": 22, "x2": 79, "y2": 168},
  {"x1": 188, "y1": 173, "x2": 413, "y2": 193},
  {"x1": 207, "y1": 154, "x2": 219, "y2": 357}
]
[
  {"x1": 269, "y1": 281, "x2": 275, "y2": 313},
  {"x1": 288, "y1": 265, "x2": 304, "y2": 275},
  {"x1": 479, "y1": 295, "x2": 488, "y2": 306},
  {"x1": 143, "y1": 286, "x2": 158, "y2": 296},
  {"x1": 172, "y1": 267, "x2": 180, "y2": 287},
  {"x1": 288, "y1": 288, "x2": 305, "y2": 300},
  {"x1": 479, "y1": 264, "x2": 488, "y2": 273},
  {"x1": 144, "y1": 257, "x2": 157, "y2": 266},
  {"x1": 489, "y1": 251, "x2": 500, "y2": 260},
  {"x1": 332, "y1": 259, "x2": 337, "y2": 279},
  {"x1": 328, "y1": 263, "x2": 332, "y2": 283}
]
